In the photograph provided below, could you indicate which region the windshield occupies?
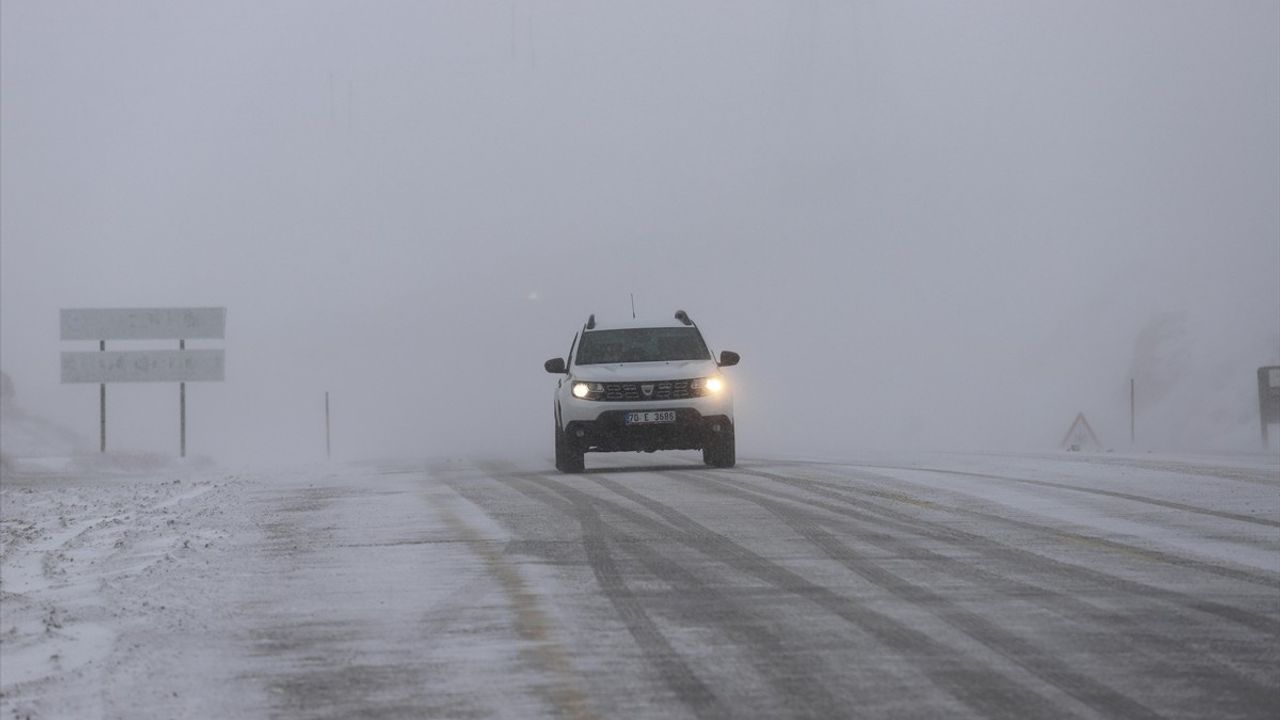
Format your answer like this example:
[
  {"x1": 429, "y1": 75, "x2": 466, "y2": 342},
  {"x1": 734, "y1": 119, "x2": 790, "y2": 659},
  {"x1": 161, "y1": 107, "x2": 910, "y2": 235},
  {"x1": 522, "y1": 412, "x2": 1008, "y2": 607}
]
[{"x1": 575, "y1": 327, "x2": 711, "y2": 365}]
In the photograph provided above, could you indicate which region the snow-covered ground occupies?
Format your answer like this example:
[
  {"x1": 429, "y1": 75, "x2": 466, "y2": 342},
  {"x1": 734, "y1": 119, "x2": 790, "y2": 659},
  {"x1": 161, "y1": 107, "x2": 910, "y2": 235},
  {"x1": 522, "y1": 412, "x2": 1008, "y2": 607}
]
[
  {"x1": 2, "y1": 448, "x2": 1277, "y2": 719},
  {"x1": 1, "y1": 462, "x2": 265, "y2": 718},
  {"x1": 0, "y1": 456, "x2": 581, "y2": 719}
]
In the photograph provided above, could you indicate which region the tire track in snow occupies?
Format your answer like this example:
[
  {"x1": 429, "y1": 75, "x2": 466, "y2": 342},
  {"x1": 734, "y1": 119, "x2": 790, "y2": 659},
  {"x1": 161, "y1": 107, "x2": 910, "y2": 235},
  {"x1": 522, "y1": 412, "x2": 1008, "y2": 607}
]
[
  {"x1": 518, "y1": 473, "x2": 1068, "y2": 720},
  {"x1": 660, "y1": 468, "x2": 1276, "y2": 719},
  {"x1": 844, "y1": 463, "x2": 1280, "y2": 528},
  {"x1": 490, "y1": 472, "x2": 727, "y2": 720},
  {"x1": 665, "y1": 466, "x2": 1280, "y2": 689},
  {"x1": 728, "y1": 465, "x2": 1280, "y2": 634},
  {"x1": 738, "y1": 465, "x2": 1280, "y2": 590},
  {"x1": 500, "y1": 472, "x2": 846, "y2": 720}
]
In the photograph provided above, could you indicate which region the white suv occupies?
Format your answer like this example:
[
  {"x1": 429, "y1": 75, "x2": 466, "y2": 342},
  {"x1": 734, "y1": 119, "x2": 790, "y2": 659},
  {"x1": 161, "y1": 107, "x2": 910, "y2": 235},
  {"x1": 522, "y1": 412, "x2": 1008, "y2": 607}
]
[{"x1": 544, "y1": 310, "x2": 740, "y2": 473}]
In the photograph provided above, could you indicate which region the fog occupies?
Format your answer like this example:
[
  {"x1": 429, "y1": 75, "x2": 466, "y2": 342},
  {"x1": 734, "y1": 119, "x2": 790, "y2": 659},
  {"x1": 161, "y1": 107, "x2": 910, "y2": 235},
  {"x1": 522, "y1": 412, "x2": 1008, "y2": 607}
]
[{"x1": 3, "y1": 1, "x2": 1278, "y2": 464}]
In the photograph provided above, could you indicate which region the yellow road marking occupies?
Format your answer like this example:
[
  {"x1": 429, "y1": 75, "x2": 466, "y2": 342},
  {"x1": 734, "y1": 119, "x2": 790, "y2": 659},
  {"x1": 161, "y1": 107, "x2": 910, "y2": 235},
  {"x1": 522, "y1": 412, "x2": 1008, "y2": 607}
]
[{"x1": 437, "y1": 506, "x2": 596, "y2": 720}]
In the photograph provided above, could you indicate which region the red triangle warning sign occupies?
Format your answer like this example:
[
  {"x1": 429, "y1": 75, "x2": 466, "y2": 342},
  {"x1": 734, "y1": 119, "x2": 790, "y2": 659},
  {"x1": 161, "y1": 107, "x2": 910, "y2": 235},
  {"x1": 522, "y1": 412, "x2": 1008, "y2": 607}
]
[{"x1": 1061, "y1": 413, "x2": 1102, "y2": 451}]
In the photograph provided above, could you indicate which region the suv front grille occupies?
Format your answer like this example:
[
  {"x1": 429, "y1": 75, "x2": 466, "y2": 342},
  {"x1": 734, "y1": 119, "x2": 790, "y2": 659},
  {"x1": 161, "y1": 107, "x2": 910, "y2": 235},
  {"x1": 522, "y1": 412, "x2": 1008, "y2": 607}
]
[{"x1": 602, "y1": 380, "x2": 694, "y2": 402}]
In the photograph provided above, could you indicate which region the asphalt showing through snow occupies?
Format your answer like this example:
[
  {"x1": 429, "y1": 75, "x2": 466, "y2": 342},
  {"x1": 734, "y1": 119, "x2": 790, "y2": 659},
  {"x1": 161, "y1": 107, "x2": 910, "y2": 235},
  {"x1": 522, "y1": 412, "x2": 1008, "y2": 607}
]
[
  {"x1": 3, "y1": 452, "x2": 1276, "y2": 719},
  {"x1": 232, "y1": 453, "x2": 1278, "y2": 720}
]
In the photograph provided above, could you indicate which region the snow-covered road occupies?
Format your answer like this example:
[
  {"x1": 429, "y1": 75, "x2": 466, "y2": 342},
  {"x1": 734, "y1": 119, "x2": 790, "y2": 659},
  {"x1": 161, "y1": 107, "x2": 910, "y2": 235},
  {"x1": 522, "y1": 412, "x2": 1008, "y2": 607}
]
[{"x1": 2, "y1": 452, "x2": 1277, "y2": 718}]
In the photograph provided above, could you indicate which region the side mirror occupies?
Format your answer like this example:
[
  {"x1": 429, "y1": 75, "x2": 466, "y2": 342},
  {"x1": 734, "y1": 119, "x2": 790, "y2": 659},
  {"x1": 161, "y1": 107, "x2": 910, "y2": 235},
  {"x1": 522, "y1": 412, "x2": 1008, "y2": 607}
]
[
  {"x1": 544, "y1": 357, "x2": 567, "y2": 374},
  {"x1": 718, "y1": 350, "x2": 740, "y2": 367}
]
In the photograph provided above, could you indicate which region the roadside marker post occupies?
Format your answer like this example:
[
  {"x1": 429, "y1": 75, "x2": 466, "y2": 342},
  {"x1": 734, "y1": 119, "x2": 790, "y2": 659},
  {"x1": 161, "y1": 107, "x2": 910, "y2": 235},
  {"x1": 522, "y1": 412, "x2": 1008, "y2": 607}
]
[
  {"x1": 99, "y1": 340, "x2": 106, "y2": 453},
  {"x1": 1259, "y1": 367, "x2": 1280, "y2": 448},
  {"x1": 1130, "y1": 378, "x2": 1136, "y2": 447},
  {"x1": 180, "y1": 339, "x2": 187, "y2": 458}
]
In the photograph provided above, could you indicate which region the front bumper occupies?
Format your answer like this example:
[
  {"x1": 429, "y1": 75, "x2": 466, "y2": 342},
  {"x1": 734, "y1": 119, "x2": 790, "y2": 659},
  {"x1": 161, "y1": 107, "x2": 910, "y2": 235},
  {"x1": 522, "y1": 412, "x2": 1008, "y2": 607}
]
[{"x1": 564, "y1": 410, "x2": 733, "y2": 453}]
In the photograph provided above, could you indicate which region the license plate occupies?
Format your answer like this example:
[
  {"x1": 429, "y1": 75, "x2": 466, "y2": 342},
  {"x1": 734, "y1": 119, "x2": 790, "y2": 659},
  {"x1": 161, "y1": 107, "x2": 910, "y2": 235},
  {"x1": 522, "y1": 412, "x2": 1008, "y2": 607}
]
[{"x1": 625, "y1": 410, "x2": 677, "y2": 425}]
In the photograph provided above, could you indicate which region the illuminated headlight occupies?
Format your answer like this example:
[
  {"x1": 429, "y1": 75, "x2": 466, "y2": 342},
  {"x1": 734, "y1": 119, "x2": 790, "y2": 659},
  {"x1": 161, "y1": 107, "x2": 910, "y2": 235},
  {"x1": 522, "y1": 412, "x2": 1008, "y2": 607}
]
[
  {"x1": 691, "y1": 376, "x2": 725, "y2": 395},
  {"x1": 572, "y1": 382, "x2": 604, "y2": 400}
]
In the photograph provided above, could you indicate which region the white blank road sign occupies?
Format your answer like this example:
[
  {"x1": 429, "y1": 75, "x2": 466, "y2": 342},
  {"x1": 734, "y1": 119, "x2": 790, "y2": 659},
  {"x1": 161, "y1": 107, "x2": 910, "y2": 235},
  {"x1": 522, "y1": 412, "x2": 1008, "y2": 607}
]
[
  {"x1": 61, "y1": 350, "x2": 225, "y2": 383},
  {"x1": 61, "y1": 308, "x2": 226, "y2": 341}
]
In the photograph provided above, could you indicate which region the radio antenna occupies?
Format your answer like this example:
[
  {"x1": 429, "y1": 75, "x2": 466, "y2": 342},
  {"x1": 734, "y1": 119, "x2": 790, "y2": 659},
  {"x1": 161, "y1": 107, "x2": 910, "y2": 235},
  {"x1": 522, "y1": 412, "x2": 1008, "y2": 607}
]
[{"x1": 630, "y1": 293, "x2": 636, "y2": 319}]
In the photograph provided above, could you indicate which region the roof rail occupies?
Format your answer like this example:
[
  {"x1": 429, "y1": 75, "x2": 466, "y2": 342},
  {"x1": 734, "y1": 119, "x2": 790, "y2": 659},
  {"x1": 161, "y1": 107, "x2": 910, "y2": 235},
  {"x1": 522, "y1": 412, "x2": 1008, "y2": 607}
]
[
  {"x1": 586, "y1": 314, "x2": 596, "y2": 330},
  {"x1": 674, "y1": 310, "x2": 693, "y2": 326}
]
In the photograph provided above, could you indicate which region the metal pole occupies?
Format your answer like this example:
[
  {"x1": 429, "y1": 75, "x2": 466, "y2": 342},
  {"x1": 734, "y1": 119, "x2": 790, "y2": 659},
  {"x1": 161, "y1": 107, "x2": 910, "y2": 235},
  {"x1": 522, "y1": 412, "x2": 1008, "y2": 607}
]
[
  {"x1": 99, "y1": 340, "x2": 106, "y2": 453},
  {"x1": 1263, "y1": 368, "x2": 1271, "y2": 449},
  {"x1": 180, "y1": 339, "x2": 186, "y2": 458},
  {"x1": 1130, "y1": 378, "x2": 1135, "y2": 447},
  {"x1": 325, "y1": 392, "x2": 331, "y2": 460}
]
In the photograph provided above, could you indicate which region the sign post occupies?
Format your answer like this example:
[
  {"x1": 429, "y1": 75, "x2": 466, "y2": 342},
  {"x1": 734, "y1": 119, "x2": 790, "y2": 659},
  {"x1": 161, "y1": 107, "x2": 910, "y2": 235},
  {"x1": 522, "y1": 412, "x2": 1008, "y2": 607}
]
[
  {"x1": 1259, "y1": 367, "x2": 1280, "y2": 448},
  {"x1": 180, "y1": 339, "x2": 187, "y2": 458},
  {"x1": 1130, "y1": 378, "x2": 1135, "y2": 447},
  {"x1": 61, "y1": 308, "x2": 225, "y2": 456},
  {"x1": 99, "y1": 340, "x2": 106, "y2": 453}
]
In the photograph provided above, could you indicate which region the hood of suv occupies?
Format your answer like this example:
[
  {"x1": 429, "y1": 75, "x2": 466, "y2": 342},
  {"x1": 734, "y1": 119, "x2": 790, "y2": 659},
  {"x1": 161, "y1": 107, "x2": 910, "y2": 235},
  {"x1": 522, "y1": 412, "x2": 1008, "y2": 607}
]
[{"x1": 571, "y1": 359, "x2": 720, "y2": 383}]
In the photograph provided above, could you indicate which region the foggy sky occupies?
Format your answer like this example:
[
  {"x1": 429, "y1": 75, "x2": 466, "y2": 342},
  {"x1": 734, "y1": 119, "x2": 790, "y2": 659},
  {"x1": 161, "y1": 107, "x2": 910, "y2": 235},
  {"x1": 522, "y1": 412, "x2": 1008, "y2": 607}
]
[{"x1": 3, "y1": 1, "x2": 1278, "y2": 464}]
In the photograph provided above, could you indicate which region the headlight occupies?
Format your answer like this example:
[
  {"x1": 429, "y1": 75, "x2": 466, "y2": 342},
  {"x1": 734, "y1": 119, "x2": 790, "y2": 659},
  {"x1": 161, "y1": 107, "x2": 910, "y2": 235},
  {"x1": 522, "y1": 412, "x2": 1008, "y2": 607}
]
[
  {"x1": 691, "y1": 376, "x2": 725, "y2": 395},
  {"x1": 571, "y1": 382, "x2": 604, "y2": 400}
]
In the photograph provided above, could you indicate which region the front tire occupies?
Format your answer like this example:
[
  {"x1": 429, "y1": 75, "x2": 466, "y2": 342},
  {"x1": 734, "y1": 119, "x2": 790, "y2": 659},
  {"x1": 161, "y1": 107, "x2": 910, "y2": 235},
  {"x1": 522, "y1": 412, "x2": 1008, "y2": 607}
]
[
  {"x1": 555, "y1": 421, "x2": 585, "y2": 473},
  {"x1": 702, "y1": 424, "x2": 736, "y2": 468}
]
